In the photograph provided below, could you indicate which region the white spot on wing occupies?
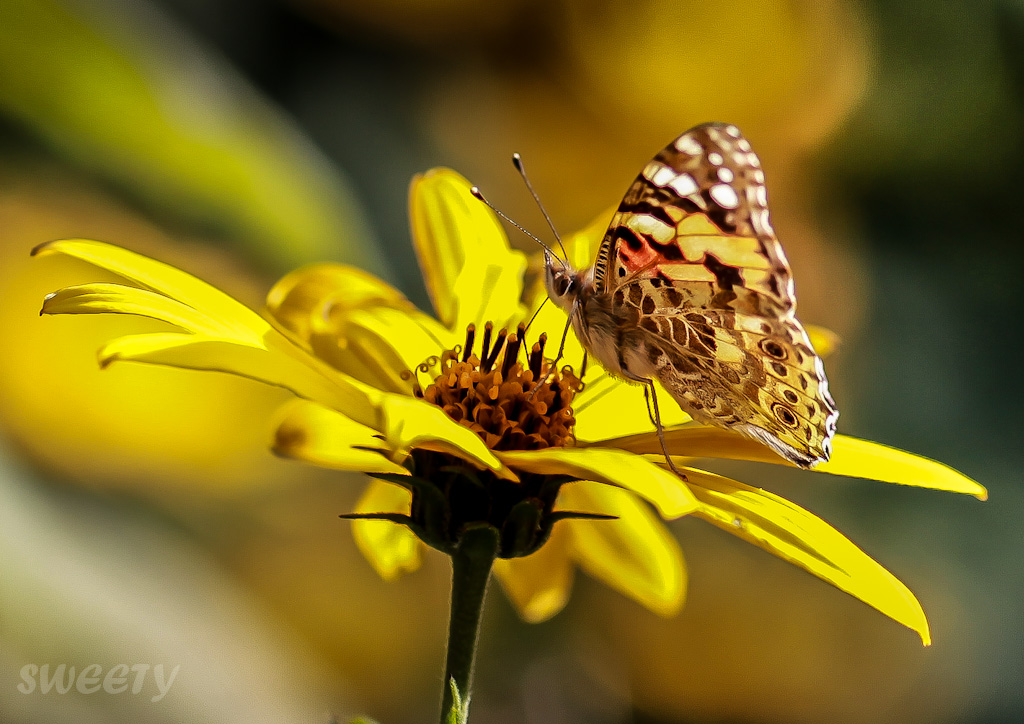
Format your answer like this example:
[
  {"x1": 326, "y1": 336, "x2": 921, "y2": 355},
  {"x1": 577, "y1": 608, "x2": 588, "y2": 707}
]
[
  {"x1": 753, "y1": 208, "x2": 774, "y2": 235},
  {"x1": 642, "y1": 161, "x2": 664, "y2": 184},
  {"x1": 753, "y1": 169, "x2": 766, "y2": 184},
  {"x1": 717, "y1": 167, "x2": 734, "y2": 183},
  {"x1": 747, "y1": 152, "x2": 761, "y2": 168},
  {"x1": 755, "y1": 184, "x2": 768, "y2": 206},
  {"x1": 709, "y1": 183, "x2": 740, "y2": 209},
  {"x1": 708, "y1": 152, "x2": 724, "y2": 166},
  {"x1": 675, "y1": 134, "x2": 702, "y2": 155},
  {"x1": 651, "y1": 164, "x2": 677, "y2": 187},
  {"x1": 667, "y1": 173, "x2": 699, "y2": 197},
  {"x1": 725, "y1": 125, "x2": 741, "y2": 138},
  {"x1": 737, "y1": 138, "x2": 752, "y2": 152}
]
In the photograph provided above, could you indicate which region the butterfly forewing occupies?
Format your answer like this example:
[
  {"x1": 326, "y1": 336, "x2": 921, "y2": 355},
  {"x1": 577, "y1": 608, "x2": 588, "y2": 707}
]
[{"x1": 584, "y1": 123, "x2": 837, "y2": 467}]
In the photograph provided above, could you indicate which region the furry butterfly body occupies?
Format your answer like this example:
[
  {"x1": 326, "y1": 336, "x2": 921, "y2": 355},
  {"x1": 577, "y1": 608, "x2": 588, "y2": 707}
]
[{"x1": 544, "y1": 123, "x2": 838, "y2": 468}]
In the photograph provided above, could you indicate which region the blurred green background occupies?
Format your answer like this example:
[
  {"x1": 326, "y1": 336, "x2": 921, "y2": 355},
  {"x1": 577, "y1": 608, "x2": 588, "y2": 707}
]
[{"x1": 0, "y1": 0, "x2": 1019, "y2": 722}]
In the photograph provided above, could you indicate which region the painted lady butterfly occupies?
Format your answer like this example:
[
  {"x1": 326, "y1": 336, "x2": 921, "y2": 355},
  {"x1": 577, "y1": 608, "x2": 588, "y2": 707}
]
[{"x1": 544, "y1": 123, "x2": 838, "y2": 469}]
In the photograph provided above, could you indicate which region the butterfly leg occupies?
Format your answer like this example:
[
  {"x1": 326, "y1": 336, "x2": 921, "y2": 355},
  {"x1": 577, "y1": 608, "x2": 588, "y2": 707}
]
[
  {"x1": 626, "y1": 373, "x2": 687, "y2": 481},
  {"x1": 642, "y1": 386, "x2": 657, "y2": 428}
]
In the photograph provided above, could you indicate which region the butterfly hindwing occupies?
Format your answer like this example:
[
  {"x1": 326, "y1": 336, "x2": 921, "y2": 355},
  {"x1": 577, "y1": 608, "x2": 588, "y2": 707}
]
[{"x1": 594, "y1": 123, "x2": 837, "y2": 466}]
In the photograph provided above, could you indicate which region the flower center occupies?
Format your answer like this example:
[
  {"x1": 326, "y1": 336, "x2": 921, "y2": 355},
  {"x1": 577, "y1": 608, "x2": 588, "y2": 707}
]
[
  {"x1": 392, "y1": 323, "x2": 587, "y2": 558},
  {"x1": 409, "y1": 322, "x2": 579, "y2": 451}
]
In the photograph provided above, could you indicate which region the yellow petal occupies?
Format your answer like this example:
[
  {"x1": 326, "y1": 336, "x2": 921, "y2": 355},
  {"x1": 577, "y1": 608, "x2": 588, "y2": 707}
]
[
  {"x1": 492, "y1": 526, "x2": 574, "y2": 623},
  {"x1": 685, "y1": 468, "x2": 932, "y2": 645},
  {"x1": 380, "y1": 395, "x2": 517, "y2": 482},
  {"x1": 573, "y1": 370, "x2": 691, "y2": 442},
  {"x1": 265, "y1": 262, "x2": 415, "y2": 343},
  {"x1": 34, "y1": 240, "x2": 267, "y2": 341},
  {"x1": 100, "y1": 332, "x2": 514, "y2": 480},
  {"x1": 351, "y1": 479, "x2": 422, "y2": 581},
  {"x1": 321, "y1": 306, "x2": 455, "y2": 394},
  {"x1": 39, "y1": 241, "x2": 514, "y2": 479},
  {"x1": 603, "y1": 428, "x2": 988, "y2": 498},
  {"x1": 272, "y1": 400, "x2": 409, "y2": 476},
  {"x1": 498, "y1": 446, "x2": 697, "y2": 518},
  {"x1": 561, "y1": 482, "x2": 686, "y2": 617},
  {"x1": 266, "y1": 266, "x2": 456, "y2": 394},
  {"x1": 96, "y1": 333, "x2": 377, "y2": 416},
  {"x1": 409, "y1": 168, "x2": 527, "y2": 332},
  {"x1": 41, "y1": 283, "x2": 229, "y2": 337},
  {"x1": 817, "y1": 436, "x2": 987, "y2": 498}
]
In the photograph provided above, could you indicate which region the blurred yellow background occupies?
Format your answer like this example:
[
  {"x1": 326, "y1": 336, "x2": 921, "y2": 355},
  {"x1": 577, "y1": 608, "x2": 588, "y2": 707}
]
[{"x1": 0, "y1": 1, "x2": 1017, "y2": 722}]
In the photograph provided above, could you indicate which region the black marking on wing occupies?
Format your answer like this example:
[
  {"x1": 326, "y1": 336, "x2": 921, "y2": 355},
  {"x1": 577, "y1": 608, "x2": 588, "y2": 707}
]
[
  {"x1": 702, "y1": 253, "x2": 743, "y2": 291},
  {"x1": 622, "y1": 200, "x2": 676, "y2": 227},
  {"x1": 648, "y1": 236, "x2": 685, "y2": 261},
  {"x1": 613, "y1": 225, "x2": 645, "y2": 251}
]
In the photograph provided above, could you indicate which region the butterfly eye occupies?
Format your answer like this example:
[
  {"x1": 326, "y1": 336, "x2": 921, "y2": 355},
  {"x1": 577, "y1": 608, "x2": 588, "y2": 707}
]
[
  {"x1": 552, "y1": 274, "x2": 571, "y2": 297},
  {"x1": 759, "y1": 338, "x2": 787, "y2": 360},
  {"x1": 772, "y1": 403, "x2": 799, "y2": 428}
]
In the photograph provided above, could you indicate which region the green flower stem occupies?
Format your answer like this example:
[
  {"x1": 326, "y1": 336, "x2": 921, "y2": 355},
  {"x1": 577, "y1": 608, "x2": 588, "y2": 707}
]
[{"x1": 439, "y1": 524, "x2": 500, "y2": 724}]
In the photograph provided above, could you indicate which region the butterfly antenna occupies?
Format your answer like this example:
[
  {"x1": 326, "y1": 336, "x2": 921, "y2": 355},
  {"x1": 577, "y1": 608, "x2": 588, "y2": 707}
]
[
  {"x1": 468, "y1": 187, "x2": 565, "y2": 264},
  {"x1": 521, "y1": 296, "x2": 550, "y2": 337},
  {"x1": 511, "y1": 153, "x2": 570, "y2": 261}
]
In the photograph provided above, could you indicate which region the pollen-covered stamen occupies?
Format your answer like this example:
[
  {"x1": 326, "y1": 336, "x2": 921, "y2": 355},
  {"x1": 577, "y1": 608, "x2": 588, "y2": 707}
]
[
  {"x1": 462, "y1": 324, "x2": 475, "y2": 363},
  {"x1": 413, "y1": 324, "x2": 580, "y2": 451},
  {"x1": 529, "y1": 333, "x2": 547, "y2": 379}
]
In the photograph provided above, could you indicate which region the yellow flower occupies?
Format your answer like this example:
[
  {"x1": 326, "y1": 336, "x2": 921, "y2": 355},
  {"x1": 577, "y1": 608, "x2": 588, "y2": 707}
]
[{"x1": 36, "y1": 169, "x2": 985, "y2": 646}]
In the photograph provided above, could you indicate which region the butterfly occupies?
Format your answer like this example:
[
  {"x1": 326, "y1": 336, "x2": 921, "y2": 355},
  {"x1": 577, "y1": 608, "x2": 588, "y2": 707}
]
[{"x1": 543, "y1": 122, "x2": 838, "y2": 469}]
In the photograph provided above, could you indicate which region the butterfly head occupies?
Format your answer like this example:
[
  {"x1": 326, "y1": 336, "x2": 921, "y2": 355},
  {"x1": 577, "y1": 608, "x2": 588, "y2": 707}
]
[{"x1": 543, "y1": 251, "x2": 584, "y2": 312}]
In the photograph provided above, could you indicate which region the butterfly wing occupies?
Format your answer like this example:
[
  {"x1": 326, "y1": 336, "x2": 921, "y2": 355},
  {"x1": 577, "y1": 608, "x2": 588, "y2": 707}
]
[{"x1": 596, "y1": 123, "x2": 838, "y2": 467}]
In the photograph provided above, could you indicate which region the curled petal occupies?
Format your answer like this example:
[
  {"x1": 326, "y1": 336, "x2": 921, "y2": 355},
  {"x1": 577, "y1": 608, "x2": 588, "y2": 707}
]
[
  {"x1": 351, "y1": 479, "x2": 422, "y2": 581},
  {"x1": 498, "y1": 446, "x2": 697, "y2": 518},
  {"x1": 34, "y1": 239, "x2": 267, "y2": 341},
  {"x1": 96, "y1": 333, "x2": 379, "y2": 415},
  {"x1": 685, "y1": 468, "x2": 932, "y2": 645},
  {"x1": 41, "y1": 283, "x2": 231, "y2": 337},
  {"x1": 561, "y1": 482, "x2": 686, "y2": 617},
  {"x1": 272, "y1": 399, "x2": 408, "y2": 476},
  {"x1": 320, "y1": 306, "x2": 455, "y2": 394},
  {"x1": 409, "y1": 168, "x2": 526, "y2": 332},
  {"x1": 493, "y1": 526, "x2": 574, "y2": 623},
  {"x1": 266, "y1": 262, "x2": 415, "y2": 342}
]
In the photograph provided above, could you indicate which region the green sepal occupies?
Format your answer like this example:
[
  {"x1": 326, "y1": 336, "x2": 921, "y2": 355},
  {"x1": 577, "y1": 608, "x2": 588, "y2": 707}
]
[
  {"x1": 337, "y1": 512, "x2": 432, "y2": 549},
  {"x1": 443, "y1": 677, "x2": 470, "y2": 724},
  {"x1": 368, "y1": 472, "x2": 451, "y2": 551},
  {"x1": 439, "y1": 465, "x2": 489, "y2": 490},
  {"x1": 499, "y1": 498, "x2": 542, "y2": 558},
  {"x1": 547, "y1": 511, "x2": 619, "y2": 523},
  {"x1": 338, "y1": 513, "x2": 414, "y2": 524}
]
